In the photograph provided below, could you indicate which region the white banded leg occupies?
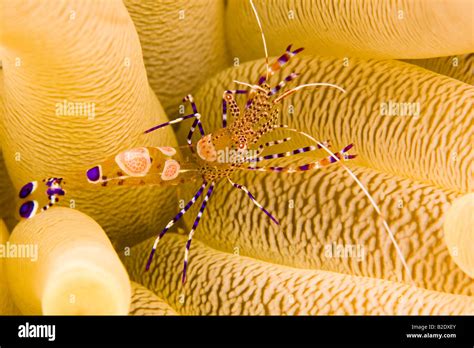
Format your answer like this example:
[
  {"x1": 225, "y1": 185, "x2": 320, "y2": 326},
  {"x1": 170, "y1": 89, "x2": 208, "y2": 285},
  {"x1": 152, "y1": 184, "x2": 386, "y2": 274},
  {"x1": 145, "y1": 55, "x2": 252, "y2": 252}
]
[
  {"x1": 182, "y1": 182, "x2": 216, "y2": 284},
  {"x1": 145, "y1": 181, "x2": 207, "y2": 271},
  {"x1": 227, "y1": 177, "x2": 279, "y2": 225},
  {"x1": 183, "y1": 94, "x2": 205, "y2": 145}
]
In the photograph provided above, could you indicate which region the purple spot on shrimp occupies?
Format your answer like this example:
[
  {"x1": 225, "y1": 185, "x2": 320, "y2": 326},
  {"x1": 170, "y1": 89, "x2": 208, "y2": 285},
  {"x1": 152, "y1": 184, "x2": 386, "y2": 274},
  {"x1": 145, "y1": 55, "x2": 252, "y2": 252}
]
[
  {"x1": 47, "y1": 188, "x2": 65, "y2": 196},
  {"x1": 86, "y1": 166, "x2": 101, "y2": 183},
  {"x1": 19, "y1": 181, "x2": 36, "y2": 199},
  {"x1": 19, "y1": 200, "x2": 37, "y2": 219},
  {"x1": 299, "y1": 164, "x2": 310, "y2": 171}
]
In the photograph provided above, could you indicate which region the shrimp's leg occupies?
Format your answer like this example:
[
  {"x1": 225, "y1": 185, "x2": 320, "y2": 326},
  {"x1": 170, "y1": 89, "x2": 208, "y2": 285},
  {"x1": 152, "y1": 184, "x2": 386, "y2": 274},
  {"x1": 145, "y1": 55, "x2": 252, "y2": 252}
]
[
  {"x1": 227, "y1": 177, "x2": 279, "y2": 225},
  {"x1": 144, "y1": 113, "x2": 200, "y2": 134},
  {"x1": 183, "y1": 94, "x2": 198, "y2": 114},
  {"x1": 144, "y1": 94, "x2": 205, "y2": 136},
  {"x1": 182, "y1": 181, "x2": 215, "y2": 284},
  {"x1": 268, "y1": 72, "x2": 299, "y2": 96},
  {"x1": 248, "y1": 145, "x2": 318, "y2": 163},
  {"x1": 248, "y1": 140, "x2": 333, "y2": 163},
  {"x1": 145, "y1": 181, "x2": 207, "y2": 271},
  {"x1": 187, "y1": 118, "x2": 201, "y2": 149},
  {"x1": 257, "y1": 45, "x2": 304, "y2": 85},
  {"x1": 183, "y1": 94, "x2": 205, "y2": 142},
  {"x1": 247, "y1": 136, "x2": 293, "y2": 160},
  {"x1": 257, "y1": 137, "x2": 293, "y2": 151},
  {"x1": 222, "y1": 90, "x2": 247, "y2": 127},
  {"x1": 244, "y1": 144, "x2": 356, "y2": 172}
]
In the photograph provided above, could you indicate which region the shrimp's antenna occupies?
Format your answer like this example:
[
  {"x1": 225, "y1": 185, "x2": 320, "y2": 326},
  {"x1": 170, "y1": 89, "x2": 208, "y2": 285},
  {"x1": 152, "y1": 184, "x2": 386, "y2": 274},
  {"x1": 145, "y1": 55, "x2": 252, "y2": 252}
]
[
  {"x1": 274, "y1": 83, "x2": 346, "y2": 103},
  {"x1": 250, "y1": 0, "x2": 269, "y2": 81},
  {"x1": 233, "y1": 80, "x2": 267, "y2": 93}
]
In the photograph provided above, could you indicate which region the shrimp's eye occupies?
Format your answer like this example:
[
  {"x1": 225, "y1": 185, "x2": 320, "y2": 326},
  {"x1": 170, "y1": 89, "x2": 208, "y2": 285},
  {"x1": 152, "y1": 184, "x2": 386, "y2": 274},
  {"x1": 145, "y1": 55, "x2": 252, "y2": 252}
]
[{"x1": 238, "y1": 143, "x2": 245, "y2": 149}]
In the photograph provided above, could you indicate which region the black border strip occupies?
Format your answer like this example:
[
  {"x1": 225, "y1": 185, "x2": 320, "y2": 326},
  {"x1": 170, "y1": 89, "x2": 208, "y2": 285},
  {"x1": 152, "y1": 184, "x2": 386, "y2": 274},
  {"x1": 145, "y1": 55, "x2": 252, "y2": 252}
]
[{"x1": 0, "y1": 315, "x2": 472, "y2": 346}]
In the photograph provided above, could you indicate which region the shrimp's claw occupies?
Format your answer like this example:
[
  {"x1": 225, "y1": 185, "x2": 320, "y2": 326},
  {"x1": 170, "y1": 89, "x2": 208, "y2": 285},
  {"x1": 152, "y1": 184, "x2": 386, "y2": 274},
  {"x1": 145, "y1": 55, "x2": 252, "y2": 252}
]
[
  {"x1": 341, "y1": 143, "x2": 357, "y2": 161},
  {"x1": 342, "y1": 143, "x2": 354, "y2": 153},
  {"x1": 287, "y1": 44, "x2": 304, "y2": 55}
]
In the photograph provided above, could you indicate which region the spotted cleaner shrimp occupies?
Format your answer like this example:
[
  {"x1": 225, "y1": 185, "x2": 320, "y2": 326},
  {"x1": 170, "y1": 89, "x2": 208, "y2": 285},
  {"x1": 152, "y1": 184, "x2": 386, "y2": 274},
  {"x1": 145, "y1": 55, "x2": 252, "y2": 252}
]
[{"x1": 17, "y1": 0, "x2": 412, "y2": 286}]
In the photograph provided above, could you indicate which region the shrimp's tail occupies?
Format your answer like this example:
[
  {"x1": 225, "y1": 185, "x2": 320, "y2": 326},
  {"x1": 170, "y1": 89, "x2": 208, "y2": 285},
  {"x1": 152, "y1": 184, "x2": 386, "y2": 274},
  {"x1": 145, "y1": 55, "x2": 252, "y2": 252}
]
[{"x1": 18, "y1": 178, "x2": 66, "y2": 219}]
